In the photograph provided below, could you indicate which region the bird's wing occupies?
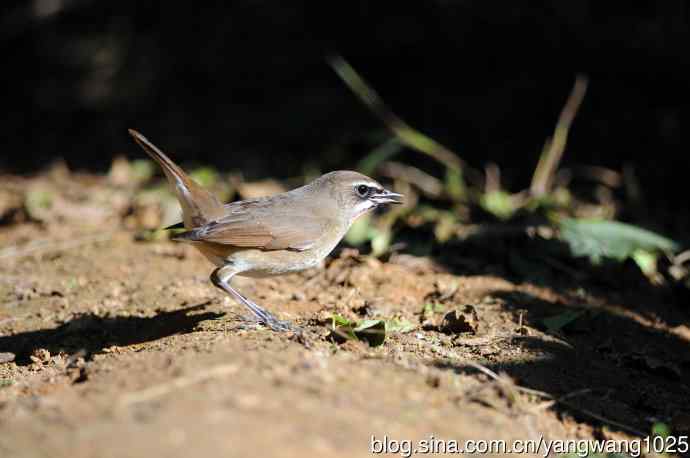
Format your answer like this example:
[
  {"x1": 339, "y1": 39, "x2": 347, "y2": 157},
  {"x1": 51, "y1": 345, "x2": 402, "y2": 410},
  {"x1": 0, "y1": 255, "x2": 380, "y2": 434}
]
[{"x1": 172, "y1": 199, "x2": 327, "y2": 251}]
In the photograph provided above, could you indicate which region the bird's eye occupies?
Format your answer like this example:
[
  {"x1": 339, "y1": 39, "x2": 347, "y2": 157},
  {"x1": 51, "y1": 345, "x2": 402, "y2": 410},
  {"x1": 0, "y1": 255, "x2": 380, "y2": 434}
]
[{"x1": 356, "y1": 184, "x2": 370, "y2": 198}]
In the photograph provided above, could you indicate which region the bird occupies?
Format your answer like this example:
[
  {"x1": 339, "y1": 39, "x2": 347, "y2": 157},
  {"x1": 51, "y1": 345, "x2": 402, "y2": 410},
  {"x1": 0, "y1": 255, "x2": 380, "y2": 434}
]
[{"x1": 128, "y1": 129, "x2": 403, "y2": 332}]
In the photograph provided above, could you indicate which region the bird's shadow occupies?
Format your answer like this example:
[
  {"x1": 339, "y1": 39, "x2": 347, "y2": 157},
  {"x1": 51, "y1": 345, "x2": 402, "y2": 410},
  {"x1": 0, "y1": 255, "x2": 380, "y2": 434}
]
[{"x1": 0, "y1": 303, "x2": 224, "y2": 366}]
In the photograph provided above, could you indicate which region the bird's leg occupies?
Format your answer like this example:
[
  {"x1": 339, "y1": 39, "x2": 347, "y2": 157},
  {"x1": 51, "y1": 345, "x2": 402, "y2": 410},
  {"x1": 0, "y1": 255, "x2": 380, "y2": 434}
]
[{"x1": 210, "y1": 265, "x2": 299, "y2": 333}]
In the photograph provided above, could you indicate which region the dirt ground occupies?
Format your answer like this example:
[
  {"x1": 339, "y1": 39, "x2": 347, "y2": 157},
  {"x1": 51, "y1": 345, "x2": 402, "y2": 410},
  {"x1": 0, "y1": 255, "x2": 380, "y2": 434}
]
[{"x1": 1, "y1": 171, "x2": 690, "y2": 458}]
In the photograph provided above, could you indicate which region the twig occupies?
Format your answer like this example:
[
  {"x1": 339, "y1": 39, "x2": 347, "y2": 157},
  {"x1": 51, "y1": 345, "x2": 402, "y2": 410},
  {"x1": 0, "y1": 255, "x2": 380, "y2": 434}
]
[
  {"x1": 378, "y1": 161, "x2": 443, "y2": 198},
  {"x1": 118, "y1": 363, "x2": 239, "y2": 406},
  {"x1": 464, "y1": 360, "x2": 503, "y2": 380},
  {"x1": 452, "y1": 332, "x2": 518, "y2": 347},
  {"x1": 672, "y1": 249, "x2": 690, "y2": 266},
  {"x1": 531, "y1": 75, "x2": 589, "y2": 196},
  {"x1": 327, "y1": 55, "x2": 465, "y2": 174},
  {"x1": 565, "y1": 165, "x2": 622, "y2": 188},
  {"x1": 484, "y1": 163, "x2": 502, "y2": 194},
  {"x1": 0, "y1": 232, "x2": 116, "y2": 260}
]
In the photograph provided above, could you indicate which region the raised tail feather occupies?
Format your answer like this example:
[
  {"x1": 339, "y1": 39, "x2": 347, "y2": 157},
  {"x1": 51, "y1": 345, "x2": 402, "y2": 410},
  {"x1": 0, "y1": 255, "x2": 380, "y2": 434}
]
[{"x1": 128, "y1": 129, "x2": 226, "y2": 229}]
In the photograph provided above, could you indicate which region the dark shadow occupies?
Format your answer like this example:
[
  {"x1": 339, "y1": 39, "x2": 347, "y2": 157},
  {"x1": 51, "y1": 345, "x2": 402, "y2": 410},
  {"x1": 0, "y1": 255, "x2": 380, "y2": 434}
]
[
  {"x1": 393, "y1": 217, "x2": 690, "y2": 433},
  {"x1": 430, "y1": 288, "x2": 690, "y2": 435},
  {"x1": 0, "y1": 303, "x2": 224, "y2": 366}
]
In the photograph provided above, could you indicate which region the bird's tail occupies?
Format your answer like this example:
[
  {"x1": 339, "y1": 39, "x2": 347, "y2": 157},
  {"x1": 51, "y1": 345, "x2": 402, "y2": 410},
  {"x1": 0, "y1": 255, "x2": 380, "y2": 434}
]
[{"x1": 128, "y1": 129, "x2": 225, "y2": 229}]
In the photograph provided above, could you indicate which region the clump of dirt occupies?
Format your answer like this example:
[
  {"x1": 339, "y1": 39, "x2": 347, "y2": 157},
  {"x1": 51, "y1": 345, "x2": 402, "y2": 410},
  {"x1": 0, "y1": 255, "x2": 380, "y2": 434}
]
[{"x1": 1, "y1": 170, "x2": 689, "y2": 457}]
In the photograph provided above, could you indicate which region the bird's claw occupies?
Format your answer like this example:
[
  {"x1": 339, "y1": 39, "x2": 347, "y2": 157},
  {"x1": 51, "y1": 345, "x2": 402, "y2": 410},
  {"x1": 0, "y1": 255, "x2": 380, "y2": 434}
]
[{"x1": 241, "y1": 313, "x2": 301, "y2": 334}]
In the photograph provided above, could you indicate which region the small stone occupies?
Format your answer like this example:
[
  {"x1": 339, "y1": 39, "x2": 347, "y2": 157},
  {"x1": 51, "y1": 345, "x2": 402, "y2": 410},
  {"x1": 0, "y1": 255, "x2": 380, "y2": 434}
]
[
  {"x1": 426, "y1": 374, "x2": 441, "y2": 388},
  {"x1": 0, "y1": 352, "x2": 16, "y2": 364}
]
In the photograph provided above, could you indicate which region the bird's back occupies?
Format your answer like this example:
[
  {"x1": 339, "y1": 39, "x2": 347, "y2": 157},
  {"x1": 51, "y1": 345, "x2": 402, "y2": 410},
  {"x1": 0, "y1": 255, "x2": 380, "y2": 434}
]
[{"x1": 173, "y1": 184, "x2": 341, "y2": 252}]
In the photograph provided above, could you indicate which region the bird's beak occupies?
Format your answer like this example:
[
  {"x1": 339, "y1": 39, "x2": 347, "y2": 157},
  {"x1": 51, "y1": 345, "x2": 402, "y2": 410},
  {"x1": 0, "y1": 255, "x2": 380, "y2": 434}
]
[{"x1": 371, "y1": 189, "x2": 404, "y2": 205}]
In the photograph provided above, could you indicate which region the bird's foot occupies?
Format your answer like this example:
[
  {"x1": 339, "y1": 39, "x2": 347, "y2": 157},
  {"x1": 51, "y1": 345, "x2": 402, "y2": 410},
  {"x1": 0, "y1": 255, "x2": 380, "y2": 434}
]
[
  {"x1": 210, "y1": 267, "x2": 302, "y2": 334},
  {"x1": 264, "y1": 316, "x2": 301, "y2": 333},
  {"x1": 241, "y1": 312, "x2": 301, "y2": 334}
]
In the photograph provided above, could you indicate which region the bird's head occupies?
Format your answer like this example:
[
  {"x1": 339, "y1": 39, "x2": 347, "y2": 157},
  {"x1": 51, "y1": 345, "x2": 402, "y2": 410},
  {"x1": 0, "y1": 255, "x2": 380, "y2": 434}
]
[{"x1": 314, "y1": 171, "x2": 404, "y2": 222}]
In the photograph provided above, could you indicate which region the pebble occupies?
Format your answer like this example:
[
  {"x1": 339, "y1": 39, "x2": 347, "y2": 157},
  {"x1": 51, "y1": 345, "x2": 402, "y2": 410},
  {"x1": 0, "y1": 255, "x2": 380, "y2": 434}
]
[{"x1": 0, "y1": 352, "x2": 16, "y2": 364}]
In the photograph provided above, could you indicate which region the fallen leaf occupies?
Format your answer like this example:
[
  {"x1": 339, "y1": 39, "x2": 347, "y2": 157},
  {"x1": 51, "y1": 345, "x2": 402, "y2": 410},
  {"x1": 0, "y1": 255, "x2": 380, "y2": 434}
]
[{"x1": 440, "y1": 305, "x2": 479, "y2": 334}]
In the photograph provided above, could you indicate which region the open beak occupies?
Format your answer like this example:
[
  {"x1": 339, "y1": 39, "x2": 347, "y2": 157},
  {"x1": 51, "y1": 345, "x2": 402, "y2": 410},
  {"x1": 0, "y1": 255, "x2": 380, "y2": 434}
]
[{"x1": 371, "y1": 189, "x2": 404, "y2": 205}]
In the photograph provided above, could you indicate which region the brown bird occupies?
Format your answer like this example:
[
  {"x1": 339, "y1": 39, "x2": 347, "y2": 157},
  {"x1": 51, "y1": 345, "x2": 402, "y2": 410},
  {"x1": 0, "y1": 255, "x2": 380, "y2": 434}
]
[{"x1": 128, "y1": 129, "x2": 403, "y2": 332}]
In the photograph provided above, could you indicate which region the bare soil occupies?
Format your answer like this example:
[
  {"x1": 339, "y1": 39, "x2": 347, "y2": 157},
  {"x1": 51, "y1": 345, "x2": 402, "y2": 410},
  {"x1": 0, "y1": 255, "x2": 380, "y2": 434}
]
[{"x1": 1, "y1": 171, "x2": 689, "y2": 458}]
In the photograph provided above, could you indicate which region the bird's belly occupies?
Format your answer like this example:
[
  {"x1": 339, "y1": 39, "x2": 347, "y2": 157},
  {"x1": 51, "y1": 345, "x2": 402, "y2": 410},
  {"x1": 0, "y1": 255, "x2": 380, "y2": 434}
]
[
  {"x1": 191, "y1": 225, "x2": 346, "y2": 278},
  {"x1": 193, "y1": 242, "x2": 329, "y2": 278},
  {"x1": 231, "y1": 248, "x2": 325, "y2": 278}
]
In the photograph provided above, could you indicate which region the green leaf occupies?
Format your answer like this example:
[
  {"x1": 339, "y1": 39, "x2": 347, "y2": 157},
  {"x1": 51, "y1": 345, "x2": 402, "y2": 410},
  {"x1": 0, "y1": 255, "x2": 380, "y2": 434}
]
[
  {"x1": 190, "y1": 167, "x2": 219, "y2": 187},
  {"x1": 24, "y1": 188, "x2": 53, "y2": 219},
  {"x1": 651, "y1": 422, "x2": 671, "y2": 439},
  {"x1": 330, "y1": 314, "x2": 414, "y2": 346},
  {"x1": 134, "y1": 228, "x2": 169, "y2": 242},
  {"x1": 423, "y1": 302, "x2": 445, "y2": 314},
  {"x1": 445, "y1": 167, "x2": 466, "y2": 201},
  {"x1": 480, "y1": 190, "x2": 515, "y2": 220},
  {"x1": 559, "y1": 218, "x2": 679, "y2": 264},
  {"x1": 370, "y1": 228, "x2": 392, "y2": 257},
  {"x1": 330, "y1": 314, "x2": 356, "y2": 341},
  {"x1": 345, "y1": 214, "x2": 374, "y2": 246},
  {"x1": 434, "y1": 213, "x2": 457, "y2": 243},
  {"x1": 542, "y1": 309, "x2": 586, "y2": 332},
  {"x1": 632, "y1": 249, "x2": 657, "y2": 276},
  {"x1": 131, "y1": 159, "x2": 155, "y2": 182},
  {"x1": 353, "y1": 319, "x2": 386, "y2": 346},
  {"x1": 330, "y1": 315, "x2": 388, "y2": 346},
  {"x1": 353, "y1": 319, "x2": 383, "y2": 332},
  {"x1": 331, "y1": 314, "x2": 355, "y2": 328},
  {"x1": 344, "y1": 215, "x2": 391, "y2": 256}
]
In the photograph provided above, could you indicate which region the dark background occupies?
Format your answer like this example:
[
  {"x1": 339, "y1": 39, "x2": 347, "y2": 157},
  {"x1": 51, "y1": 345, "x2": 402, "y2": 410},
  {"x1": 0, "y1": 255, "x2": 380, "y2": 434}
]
[{"x1": 2, "y1": 1, "x2": 689, "y2": 228}]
